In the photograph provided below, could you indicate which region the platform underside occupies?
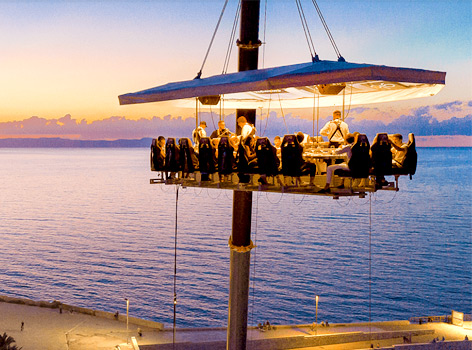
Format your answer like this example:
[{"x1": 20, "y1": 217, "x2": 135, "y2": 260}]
[{"x1": 150, "y1": 171, "x2": 398, "y2": 199}]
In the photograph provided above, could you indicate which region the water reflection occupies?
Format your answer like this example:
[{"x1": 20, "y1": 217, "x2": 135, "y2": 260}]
[{"x1": 0, "y1": 148, "x2": 470, "y2": 327}]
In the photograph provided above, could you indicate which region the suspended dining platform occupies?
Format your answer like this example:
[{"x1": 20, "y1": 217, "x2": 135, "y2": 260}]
[
  {"x1": 120, "y1": 59, "x2": 441, "y2": 199},
  {"x1": 150, "y1": 132, "x2": 417, "y2": 199}
]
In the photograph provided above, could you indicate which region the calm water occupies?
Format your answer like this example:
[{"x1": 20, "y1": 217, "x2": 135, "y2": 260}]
[{"x1": 0, "y1": 147, "x2": 470, "y2": 328}]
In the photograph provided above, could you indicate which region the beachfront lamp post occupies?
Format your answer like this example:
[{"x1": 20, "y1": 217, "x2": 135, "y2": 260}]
[
  {"x1": 125, "y1": 298, "x2": 129, "y2": 343},
  {"x1": 315, "y1": 295, "x2": 319, "y2": 325}
]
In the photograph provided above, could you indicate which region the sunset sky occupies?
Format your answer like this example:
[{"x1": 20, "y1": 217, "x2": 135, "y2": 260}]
[{"x1": 0, "y1": 0, "x2": 471, "y2": 135}]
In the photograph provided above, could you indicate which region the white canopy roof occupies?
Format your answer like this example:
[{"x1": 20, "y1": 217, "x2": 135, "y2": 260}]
[{"x1": 118, "y1": 60, "x2": 445, "y2": 108}]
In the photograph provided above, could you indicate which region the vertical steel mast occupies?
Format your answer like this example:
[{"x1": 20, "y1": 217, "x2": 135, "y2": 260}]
[{"x1": 227, "y1": 1, "x2": 261, "y2": 349}]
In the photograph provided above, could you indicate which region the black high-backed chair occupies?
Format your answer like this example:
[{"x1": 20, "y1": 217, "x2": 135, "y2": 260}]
[
  {"x1": 198, "y1": 137, "x2": 216, "y2": 181},
  {"x1": 349, "y1": 134, "x2": 371, "y2": 178},
  {"x1": 255, "y1": 137, "x2": 279, "y2": 178},
  {"x1": 335, "y1": 133, "x2": 371, "y2": 181},
  {"x1": 218, "y1": 136, "x2": 235, "y2": 176},
  {"x1": 150, "y1": 138, "x2": 165, "y2": 171},
  {"x1": 281, "y1": 134, "x2": 303, "y2": 177},
  {"x1": 178, "y1": 137, "x2": 198, "y2": 178},
  {"x1": 165, "y1": 138, "x2": 180, "y2": 173},
  {"x1": 236, "y1": 136, "x2": 258, "y2": 183},
  {"x1": 391, "y1": 133, "x2": 417, "y2": 179},
  {"x1": 370, "y1": 133, "x2": 392, "y2": 184},
  {"x1": 280, "y1": 134, "x2": 316, "y2": 184}
]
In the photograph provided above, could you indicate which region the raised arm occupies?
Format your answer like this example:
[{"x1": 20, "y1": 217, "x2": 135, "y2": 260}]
[
  {"x1": 320, "y1": 121, "x2": 331, "y2": 137},
  {"x1": 389, "y1": 137, "x2": 407, "y2": 151},
  {"x1": 335, "y1": 144, "x2": 351, "y2": 155}
]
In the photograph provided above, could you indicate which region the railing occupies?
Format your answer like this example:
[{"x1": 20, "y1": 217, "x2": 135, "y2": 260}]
[{"x1": 409, "y1": 314, "x2": 472, "y2": 324}]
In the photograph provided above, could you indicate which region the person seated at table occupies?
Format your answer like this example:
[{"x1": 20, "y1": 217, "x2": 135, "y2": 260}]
[
  {"x1": 296, "y1": 131, "x2": 310, "y2": 146},
  {"x1": 243, "y1": 135, "x2": 257, "y2": 166},
  {"x1": 318, "y1": 132, "x2": 356, "y2": 193},
  {"x1": 229, "y1": 135, "x2": 240, "y2": 157},
  {"x1": 211, "y1": 137, "x2": 220, "y2": 159},
  {"x1": 320, "y1": 110, "x2": 350, "y2": 148},
  {"x1": 294, "y1": 133, "x2": 317, "y2": 185},
  {"x1": 273, "y1": 135, "x2": 282, "y2": 159},
  {"x1": 237, "y1": 116, "x2": 256, "y2": 140},
  {"x1": 389, "y1": 133, "x2": 408, "y2": 168},
  {"x1": 235, "y1": 116, "x2": 258, "y2": 181},
  {"x1": 150, "y1": 136, "x2": 166, "y2": 171},
  {"x1": 296, "y1": 133, "x2": 306, "y2": 148},
  {"x1": 371, "y1": 133, "x2": 407, "y2": 188},
  {"x1": 236, "y1": 134, "x2": 258, "y2": 182},
  {"x1": 210, "y1": 120, "x2": 232, "y2": 139},
  {"x1": 192, "y1": 121, "x2": 207, "y2": 152}
]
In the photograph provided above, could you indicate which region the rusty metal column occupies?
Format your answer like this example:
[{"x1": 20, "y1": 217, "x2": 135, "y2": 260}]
[
  {"x1": 227, "y1": 190, "x2": 254, "y2": 350},
  {"x1": 227, "y1": 1, "x2": 260, "y2": 350}
]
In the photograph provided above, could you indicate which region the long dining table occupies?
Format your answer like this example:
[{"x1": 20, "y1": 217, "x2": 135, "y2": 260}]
[{"x1": 302, "y1": 147, "x2": 348, "y2": 174}]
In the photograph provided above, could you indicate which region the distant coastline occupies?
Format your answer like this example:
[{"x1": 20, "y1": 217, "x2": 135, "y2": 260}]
[
  {"x1": 0, "y1": 136, "x2": 470, "y2": 148},
  {"x1": 0, "y1": 137, "x2": 153, "y2": 148}
]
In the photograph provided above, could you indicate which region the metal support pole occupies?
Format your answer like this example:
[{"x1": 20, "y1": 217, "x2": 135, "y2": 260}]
[
  {"x1": 237, "y1": 0, "x2": 261, "y2": 73},
  {"x1": 227, "y1": 190, "x2": 254, "y2": 350},
  {"x1": 227, "y1": 1, "x2": 260, "y2": 349},
  {"x1": 227, "y1": 247, "x2": 251, "y2": 346}
]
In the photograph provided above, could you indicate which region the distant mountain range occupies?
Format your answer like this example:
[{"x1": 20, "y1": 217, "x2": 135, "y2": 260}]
[
  {"x1": 0, "y1": 102, "x2": 470, "y2": 147},
  {"x1": 0, "y1": 101, "x2": 470, "y2": 143},
  {"x1": 0, "y1": 135, "x2": 470, "y2": 148},
  {"x1": 0, "y1": 137, "x2": 153, "y2": 148}
]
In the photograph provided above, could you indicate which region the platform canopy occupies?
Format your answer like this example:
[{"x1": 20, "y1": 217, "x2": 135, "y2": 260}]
[{"x1": 118, "y1": 60, "x2": 445, "y2": 109}]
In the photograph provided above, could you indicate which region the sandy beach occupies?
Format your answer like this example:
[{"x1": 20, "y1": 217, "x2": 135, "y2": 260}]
[{"x1": 1, "y1": 299, "x2": 471, "y2": 350}]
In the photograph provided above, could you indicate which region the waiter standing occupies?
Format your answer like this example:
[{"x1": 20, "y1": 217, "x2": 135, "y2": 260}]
[{"x1": 320, "y1": 110, "x2": 350, "y2": 147}]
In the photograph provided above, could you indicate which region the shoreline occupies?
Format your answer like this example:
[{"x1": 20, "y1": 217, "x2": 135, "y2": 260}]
[
  {"x1": 0, "y1": 294, "x2": 164, "y2": 331},
  {"x1": 1, "y1": 295, "x2": 471, "y2": 350}
]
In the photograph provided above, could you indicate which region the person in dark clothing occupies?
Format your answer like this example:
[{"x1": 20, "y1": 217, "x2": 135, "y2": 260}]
[{"x1": 210, "y1": 120, "x2": 232, "y2": 139}]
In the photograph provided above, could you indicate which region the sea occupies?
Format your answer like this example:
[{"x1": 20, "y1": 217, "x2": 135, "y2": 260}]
[{"x1": 0, "y1": 147, "x2": 470, "y2": 328}]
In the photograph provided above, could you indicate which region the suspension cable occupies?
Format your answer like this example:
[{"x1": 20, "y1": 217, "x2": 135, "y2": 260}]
[
  {"x1": 368, "y1": 192, "x2": 372, "y2": 346},
  {"x1": 222, "y1": 0, "x2": 241, "y2": 74},
  {"x1": 277, "y1": 93, "x2": 289, "y2": 134},
  {"x1": 257, "y1": 107, "x2": 263, "y2": 136},
  {"x1": 263, "y1": 96, "x2": 272, "y2": 137},
  {"x1": 344, "y1": 83, "x2": 353, "y2": 120},
  {"x1": 172, "y1": 186, "x2": 180, "y2": 348},
  {"x1": 210, "y1": 105, "x2": 217, "y2": 131},
  {"x1": 265, "y1": 191, "x2": 284, "y2": 204},
  {"x1": 219, "y1": 98, "x2": 223, "y2": 121},
  {"x1": 316, "y1": 92, "x2": 320, "y2": 139},
  {"x1": 311, "y1": 0, "x2": 345, "y2": 61},
  {"x1": 295, "y1": 0, "x2": 319, "y2": 62},
  {"x1": 260, "y1": 95, "x2": 272, "y2": 137},
  {"x1": 195, "y1": 98, "x2": 199, "y2": 129},
  {"x1": 250, "y1": 191, "x2": 260, "y2": 330},
  {"x1": 196, "y1": 0, "x2": 230, "y2": 79},
  {"x1": 261, "y1": 0, "x2": 268, "y2": 68},
  {"x1": 312, "y1": 89, "x2": 319, "y2": 137}
]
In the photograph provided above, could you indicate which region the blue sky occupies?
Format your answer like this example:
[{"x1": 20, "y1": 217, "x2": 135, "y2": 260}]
[{"x1": 0, "y1": 0, "x2": 470, "y2": 134}]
